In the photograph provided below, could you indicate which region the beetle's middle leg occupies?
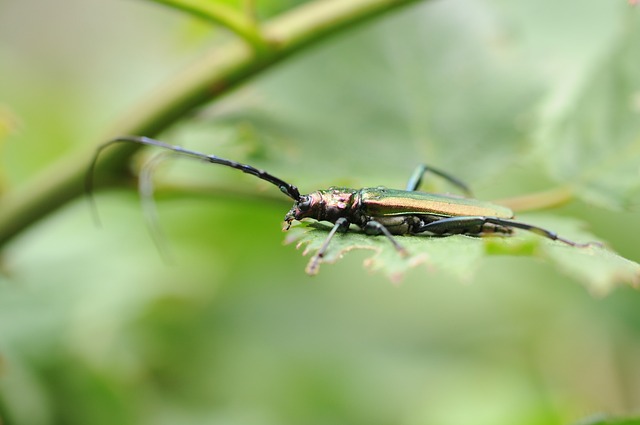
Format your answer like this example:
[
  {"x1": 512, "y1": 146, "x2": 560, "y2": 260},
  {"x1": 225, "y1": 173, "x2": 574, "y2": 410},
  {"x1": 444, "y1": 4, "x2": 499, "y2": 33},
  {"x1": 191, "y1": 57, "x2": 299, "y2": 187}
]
[
  {"x1": 406, "y1": 164, "x2": 473, "y2": 197},
  {"x1": 362, "y1": 220, "x2": 408, "y2": 256}
]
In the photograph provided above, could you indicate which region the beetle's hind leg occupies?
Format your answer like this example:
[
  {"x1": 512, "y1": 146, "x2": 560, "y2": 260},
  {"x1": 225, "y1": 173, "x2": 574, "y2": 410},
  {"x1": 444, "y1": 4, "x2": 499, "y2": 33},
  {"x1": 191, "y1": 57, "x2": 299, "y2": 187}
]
[
  {"x1": 416, "y1": 216, "x2": 596, "y2": 247},
  {"x1": 406, "y1": 164, "x2": 473, "y2": 197}
]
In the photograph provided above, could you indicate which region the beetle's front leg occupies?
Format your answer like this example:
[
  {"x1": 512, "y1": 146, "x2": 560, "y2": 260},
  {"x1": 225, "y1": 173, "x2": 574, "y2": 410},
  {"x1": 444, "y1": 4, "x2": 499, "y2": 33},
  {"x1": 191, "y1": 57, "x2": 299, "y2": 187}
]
[
  {"x1": 363, "y1": 220, "x2": 408, "y2": 256},
  {"x1": 306, "y1": 217, "x2": 350, "y2": 275}
]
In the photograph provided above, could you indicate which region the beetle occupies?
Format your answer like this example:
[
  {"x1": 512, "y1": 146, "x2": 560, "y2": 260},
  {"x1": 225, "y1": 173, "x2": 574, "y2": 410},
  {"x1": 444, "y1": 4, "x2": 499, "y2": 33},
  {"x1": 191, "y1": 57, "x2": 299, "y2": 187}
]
[{"x1": 88, "y1": 136, "x2": 596, "y2": 273}]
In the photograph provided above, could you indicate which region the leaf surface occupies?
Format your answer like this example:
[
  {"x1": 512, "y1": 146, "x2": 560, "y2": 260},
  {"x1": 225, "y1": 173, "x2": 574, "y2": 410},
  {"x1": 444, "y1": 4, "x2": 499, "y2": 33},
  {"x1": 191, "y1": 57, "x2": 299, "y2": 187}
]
[{"x1": 286, "y1": 214, "x2": 640, "y2": 294}]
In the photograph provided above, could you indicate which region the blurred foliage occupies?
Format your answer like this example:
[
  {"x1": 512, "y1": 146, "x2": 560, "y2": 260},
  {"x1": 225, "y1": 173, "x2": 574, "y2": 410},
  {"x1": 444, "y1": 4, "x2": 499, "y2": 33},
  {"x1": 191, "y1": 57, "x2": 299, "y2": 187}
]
[
  {"x1": 1, "y1": 0, "x2": 640, "y2": 425},
  {"x1": 577, "y1": 416, "x2": 640, "y2": 425},
  {"x1": 535, "y1": 13, "x2": 640, "y2": 211},
  {"x1": 0, "y1": 105, "x2": 20, "y2": 195}
]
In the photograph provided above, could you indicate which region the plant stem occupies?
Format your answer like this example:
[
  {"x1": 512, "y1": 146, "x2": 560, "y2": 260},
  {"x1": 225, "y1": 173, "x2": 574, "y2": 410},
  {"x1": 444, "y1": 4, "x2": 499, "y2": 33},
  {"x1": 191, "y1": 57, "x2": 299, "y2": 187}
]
[
  {"x1": 492, "y1": 186, "x2": 575, "y2": 213},
  {"x1": 0, "y1": 0, "x2": 424, "y2": 248},
  {"x1": 150, "y1": 0, "x2": 269, "y2": 53}
]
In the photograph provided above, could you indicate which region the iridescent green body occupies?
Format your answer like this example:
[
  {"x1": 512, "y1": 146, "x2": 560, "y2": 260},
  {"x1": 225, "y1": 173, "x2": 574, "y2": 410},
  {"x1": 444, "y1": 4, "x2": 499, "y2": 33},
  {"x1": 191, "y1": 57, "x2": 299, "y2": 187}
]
[{"x1": 285, "y1": 186, "x2": 515, "y2": 237}]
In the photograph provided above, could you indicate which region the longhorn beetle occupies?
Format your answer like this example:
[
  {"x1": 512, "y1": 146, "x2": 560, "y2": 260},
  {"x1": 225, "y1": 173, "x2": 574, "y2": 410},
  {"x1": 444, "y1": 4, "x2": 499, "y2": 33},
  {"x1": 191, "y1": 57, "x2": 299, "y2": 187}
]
[{"x1": 88, "y1": 136, "x2": 596, "y2": 274}]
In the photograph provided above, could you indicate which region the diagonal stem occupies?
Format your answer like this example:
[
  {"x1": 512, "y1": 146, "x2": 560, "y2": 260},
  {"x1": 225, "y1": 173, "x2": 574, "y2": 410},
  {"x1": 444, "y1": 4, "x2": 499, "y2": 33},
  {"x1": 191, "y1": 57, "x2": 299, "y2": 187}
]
[
  {"x1": 0, "y1": 0, "x2": 425, "y2": 248},
  {"x1": 492, "y1": 186, "x2": 575, "y2": 213}
]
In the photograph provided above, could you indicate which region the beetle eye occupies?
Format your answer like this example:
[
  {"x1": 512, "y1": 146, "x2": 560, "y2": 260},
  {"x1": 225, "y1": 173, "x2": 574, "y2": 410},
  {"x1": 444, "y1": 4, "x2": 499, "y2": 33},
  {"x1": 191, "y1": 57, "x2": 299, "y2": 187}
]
[{"x1": 298, "y1": 196, "x2": 311, "y2": 212}]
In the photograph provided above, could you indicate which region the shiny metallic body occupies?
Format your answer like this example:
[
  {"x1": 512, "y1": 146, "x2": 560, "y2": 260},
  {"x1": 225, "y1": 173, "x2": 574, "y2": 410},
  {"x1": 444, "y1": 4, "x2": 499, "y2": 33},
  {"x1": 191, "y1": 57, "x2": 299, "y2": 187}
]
[{"x1": 285, "y1": 187, "x2": 514, "y2": 236}]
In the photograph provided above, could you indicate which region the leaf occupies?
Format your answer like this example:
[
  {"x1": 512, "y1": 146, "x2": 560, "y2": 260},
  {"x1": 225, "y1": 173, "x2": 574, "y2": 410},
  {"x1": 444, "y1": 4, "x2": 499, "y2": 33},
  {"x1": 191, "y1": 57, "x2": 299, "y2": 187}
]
[
  {"x1": 536, "y1": 12, "x2": 640, "y2": 210},
  {"x1": 285, "y1": 214, "x2": 640, "y2": 294}
]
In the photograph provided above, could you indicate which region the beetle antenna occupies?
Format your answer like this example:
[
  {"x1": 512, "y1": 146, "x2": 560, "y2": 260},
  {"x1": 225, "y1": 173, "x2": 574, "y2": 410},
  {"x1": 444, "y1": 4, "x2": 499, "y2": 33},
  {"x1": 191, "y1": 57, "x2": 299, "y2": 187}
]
[{"x1": 87, "y1": 136, "x2": 302, "y2": 202}]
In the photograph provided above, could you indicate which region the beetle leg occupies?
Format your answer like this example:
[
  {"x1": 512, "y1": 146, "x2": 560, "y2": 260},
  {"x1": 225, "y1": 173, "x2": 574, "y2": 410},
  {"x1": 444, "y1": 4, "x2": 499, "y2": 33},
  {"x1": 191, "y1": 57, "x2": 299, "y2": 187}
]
[
  {"x1": 307, "y1": 217, "x2": 350, "y2": 275},
  {"x1": 416, "y1": 216, "x2": 597, "y2": 247},
  {"x1": 406, "y1": 164, "x2": 473, "y2": 197},
  {"x1": 363, "y1": 220, "x2": 408, "y2": 256}
]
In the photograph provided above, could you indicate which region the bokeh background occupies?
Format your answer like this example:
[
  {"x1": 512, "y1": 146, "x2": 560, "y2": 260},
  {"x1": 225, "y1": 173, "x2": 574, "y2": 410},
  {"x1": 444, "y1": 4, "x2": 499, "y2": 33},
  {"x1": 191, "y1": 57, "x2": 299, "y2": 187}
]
[{"x1": 1, "y1": 0, "x2": 640, "y2": 424}]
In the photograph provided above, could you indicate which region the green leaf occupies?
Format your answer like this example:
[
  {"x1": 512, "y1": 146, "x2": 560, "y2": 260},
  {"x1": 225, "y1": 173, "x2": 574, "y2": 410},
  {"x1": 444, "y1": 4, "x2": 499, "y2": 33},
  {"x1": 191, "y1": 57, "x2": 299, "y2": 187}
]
[
  {"x1": 246, "y1": 2, "x2": 640, "y2": 294},
  {"x1": 285, "y1": 214, "x2": 640, "y2": 293}
]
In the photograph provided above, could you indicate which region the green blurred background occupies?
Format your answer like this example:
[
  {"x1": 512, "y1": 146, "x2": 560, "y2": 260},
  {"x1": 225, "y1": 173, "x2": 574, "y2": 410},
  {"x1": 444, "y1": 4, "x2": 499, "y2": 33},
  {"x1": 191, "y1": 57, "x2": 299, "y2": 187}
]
[{"x1": 1, "y1": 0, "x2": 640, "y2": 424}]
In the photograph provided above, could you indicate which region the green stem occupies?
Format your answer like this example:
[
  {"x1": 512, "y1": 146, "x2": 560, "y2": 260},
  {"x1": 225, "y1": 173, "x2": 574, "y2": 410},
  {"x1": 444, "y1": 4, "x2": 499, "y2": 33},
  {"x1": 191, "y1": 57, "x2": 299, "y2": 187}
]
[
  {"x1": 492, "y1": 186, "x2": 575, "y2": 213},
  {"x1": 150, "y1": 0, "x2": 269, "y2": 53},
  {"x1": 0, "y1": 0, "x2": 425, "y2": 248}
]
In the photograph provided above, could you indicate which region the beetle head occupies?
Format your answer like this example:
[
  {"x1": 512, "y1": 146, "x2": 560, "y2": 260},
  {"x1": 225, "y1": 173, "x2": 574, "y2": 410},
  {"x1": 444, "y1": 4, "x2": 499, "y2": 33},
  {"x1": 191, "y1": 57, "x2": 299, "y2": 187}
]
[{"x1": 283, "y1": 192, "x2": 323, "y2": 230}]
